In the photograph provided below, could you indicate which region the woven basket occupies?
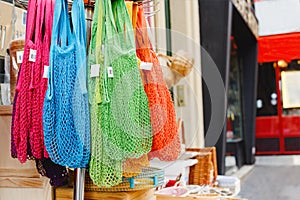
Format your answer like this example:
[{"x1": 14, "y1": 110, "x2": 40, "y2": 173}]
[
  {"x1": 69, "y1": 167, "x2": 164, "y2": 192},
  {"x1": 9, "y1": 39, "x2": 25, "y2": 103},
  {"x1": 158, "y1": 52, "x2": 193, "y2": 77},
  {"x1": 158, "y1": 51, "x2": 194, "y2": 88},
  {"x1": 186, "y1": 147, "x2": 218, "y2": 185}
]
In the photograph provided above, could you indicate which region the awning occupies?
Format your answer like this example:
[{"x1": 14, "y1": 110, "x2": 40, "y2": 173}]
[{"x1": 258, "y1": 32, "x2": 300, "y2": 63}]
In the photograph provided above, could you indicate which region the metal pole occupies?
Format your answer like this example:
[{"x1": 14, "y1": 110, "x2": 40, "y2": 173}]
[{"x1": 74, "y1": 168, "x2": 86, "y2": 200}]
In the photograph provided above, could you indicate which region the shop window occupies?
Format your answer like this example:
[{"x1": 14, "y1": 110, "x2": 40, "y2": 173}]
[
  {"x1": 281, "y1": 60, "x2": 300, "y2": 116},
  {"x1": 256, "y1": 63, "x2": 277, "y2": 116},
  {"x1": 227, "y1": 53, "x2": 243, "y2": 140}
]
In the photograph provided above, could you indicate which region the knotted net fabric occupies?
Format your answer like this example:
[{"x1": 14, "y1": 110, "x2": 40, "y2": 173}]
[
  {"x1": 43, "y1": 0, "x2": 90, "y2": 168},
  {"x1": 122, "y1": 154, "x2": 149, "y2": 178},
  {"x1": 121, "y1": 1, "x2": 150, "y2": 178},
  {"x1": 11, "y1": 0, "x2": 68, "y2": 186},
  {"x1": 88, "y1": 0, "x2": 122, "y2": 187},
  {"x1": 71, "y1": 0, "x2": 91, "y2": 166},
  {"x1": 98, "y1": 0, "x2": 152, "y2": 161},
  {"x1": 12, "y1": 0, "x2": 48, "y2": 162},
  {"x1": 35, "y1": 0, "x2": 69, "y2": 187},
  {"x1": 135, "y1": 6, "x2": 181, "y2": 161}
]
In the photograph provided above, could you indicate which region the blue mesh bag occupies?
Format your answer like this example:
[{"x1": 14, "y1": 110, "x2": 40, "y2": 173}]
[{"x1": 43, "y1": 0, "x2": 90, "y2": 168}]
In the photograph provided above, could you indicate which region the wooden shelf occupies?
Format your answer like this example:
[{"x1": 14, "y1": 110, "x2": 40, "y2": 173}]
[{"x1": 0, "y1": 105, "x2": 12, "y2": 115}]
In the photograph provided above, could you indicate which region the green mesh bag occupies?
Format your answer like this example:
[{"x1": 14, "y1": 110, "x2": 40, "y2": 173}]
[
  {"x1": 99, "y1": 0, "x2": 152, "y2": 161},
  {"x1": 88, "y1": 0, "x2": 122, "y2": 187}
]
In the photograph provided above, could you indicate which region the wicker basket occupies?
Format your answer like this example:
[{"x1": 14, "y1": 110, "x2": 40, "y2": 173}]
[
  {"x1": 186, "y1": 147, "x2": 218, "y2": 185},
  {"x1": 9, "y1": 39, "x2": 24, "y2": 103},
  {"x1": 69, "y1": 167, "x2": 164, "y2": 192},
  {"x1": 157, "y1": 51, "x2": 194, "y2": 88},
  {"x1": 158, "y1": 52, "x2": 193, "y2": 77}
]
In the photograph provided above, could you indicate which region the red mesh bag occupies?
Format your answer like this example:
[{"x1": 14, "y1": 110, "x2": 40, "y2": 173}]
[{"x1": 12, "y1": 0, "x2": 50, "y2": 162}]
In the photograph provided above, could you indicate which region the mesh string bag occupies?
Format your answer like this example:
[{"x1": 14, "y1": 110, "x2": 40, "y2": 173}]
[
  {"x1": 122, "y1": 154, "x2": 149, "y2": 178},
  {"x1": 71, "y1": 0, "x2": 91, "y2": 167},
  {"x1": 120, "y1": 3, "x2": 150, "y2": 178},
  {"x1": 135, "y1": 6, "x2": 181, "y2": 161},
  {"x1": 43, "y1": 0, "x2": 90, "y2": 168},
  {"x1": 12, "y1": 0, "x2": 44, "y2": 163},
  {"x1": 98, "y1": 0, "x2": 152, "y2": 162},
  {"x1": 35, "y1": 158, "x2": 68, "y2": 186},
  {"x1": 35, "y1": 0, "x2": 69, "y2": 187},
  {"x1": 29, "y1": 0, "x2": 47, "y2": 160},
  {"x1": 88, "y1": 0, "x2": 122, "y2": 187}
]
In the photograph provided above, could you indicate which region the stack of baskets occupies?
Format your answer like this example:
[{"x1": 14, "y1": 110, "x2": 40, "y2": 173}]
[{"x1": 186, "y1": 147, "x2": 218, "y2": 186}]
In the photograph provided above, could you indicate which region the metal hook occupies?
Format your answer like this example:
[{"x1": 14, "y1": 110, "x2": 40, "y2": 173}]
[
  {"x1": 144, "y1": 9, "x2": 160, "y2": 15},
  {"x1": 143, "y1": 1, "x2": 159, "y2": 8}
]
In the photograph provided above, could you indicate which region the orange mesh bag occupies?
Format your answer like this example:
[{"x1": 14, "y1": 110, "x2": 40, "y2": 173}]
[{"x1": 135, "y1": 6, "x2": 180, "y2": 161}]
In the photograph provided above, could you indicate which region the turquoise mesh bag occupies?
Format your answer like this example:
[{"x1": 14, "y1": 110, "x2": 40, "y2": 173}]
[{"x1": 43, "y1": 0, "x2": 90, "y2": 168}]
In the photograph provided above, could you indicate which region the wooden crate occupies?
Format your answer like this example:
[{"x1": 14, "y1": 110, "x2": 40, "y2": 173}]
[
  {"x1": 0, "y1": 108, "x2": 53, "y2": 200},
  {"x1": 0, "y1": 108, "x2": 40, "y2": 178},
  {"x1": 55, "y1": 187, "x2": 155, "y2": 200}
]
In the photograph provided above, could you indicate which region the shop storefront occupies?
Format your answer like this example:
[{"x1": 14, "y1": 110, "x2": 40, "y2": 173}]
[
  {"x1": 254, "y1": 0, "x2": 300, "y2": 154},
  {"x1": 256, "y1": 33, "x2": 300, "y2": 154},
  {"x1": 199, "y1": 0, "x2": 258, "y2": 174},
  {"x1": 1, "y1": 0, "x2": 249, "y2": 199}
]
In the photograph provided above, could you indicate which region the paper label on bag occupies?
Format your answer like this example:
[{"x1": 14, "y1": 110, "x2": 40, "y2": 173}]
[
  {"x1": 43, "y1": 65, "x2": 50, "y2": 78},
  {"x1": 16, "y1": 51, "x2": 24, "y2": 64},
  {"x1": 107, "y1": 66, "x2": 114, "y2": 78},
  {"x1": 140, "y1": 62, "x2": 153, "y2": 70},
  {"x1": 29, "y1": 49, "x2": 36, "y2": 62},
  {"x1": 90, "y1": 64, "x2": 100, "y2": 77},
  {"x1": 102, "y1": 45, "x2": 105, "y2": 54},
  {"x1": 12, "y1": 57, "x2": 19, "y2": 70}
]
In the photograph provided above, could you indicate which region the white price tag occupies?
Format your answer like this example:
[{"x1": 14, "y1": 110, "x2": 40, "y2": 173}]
[
  {"x1": 29, "y1": 49, "x2": 37, "y2": 62},
  {"x1": 140, "y1": 62, "x2": 153, "y2": 71},
  {"x1": 102, "y1": 45, "x2": 105, "y2": 54},
  {"x1": 107, "y1": 66, "x2": 114, "y2": 78},
  {"x1": 12, "y1": 57, "x2": 19, "y2": 70},
  {"x1": 43, "y1": 65, "x2": 50, "y2": 78},
  {"x1": 16, "y1": 51, "x2": 24, "y2": 64},
  {"x1": 90, "y1": 64, "x2": 100, "y2": 77}
]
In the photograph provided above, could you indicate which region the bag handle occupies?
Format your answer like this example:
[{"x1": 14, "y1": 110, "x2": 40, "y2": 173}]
[
  {"x1": 45, "y1": 0, "x2": 55, "y2": 46},
  {"x1": 103, "y1": 0, "x2": 119, "y2": 45},
  {"x1": 113, "y1": 0, "x2": 136, "y2": 50},
  {"x1": 25, "y1": 0, "x2": 38, "y2": 42},
  {"x1": 94, "y1": 0, "x2": 107, "y2": 104},
  {"x1": 34, "y1": 0, "x2": 46, "y2": 44},
  {"x1": 71, "y1": 0, "x2": 86, "y2": 48},
  {"x1": 46, "y1": 0, "x2": 71, "y2": 100},
  {"x1": 88, "y1": 0, "x2": 99, "y2": 53},
  {"x1": 15, "y1": 0, "x2": 38, "y2": 92},
  {"x1": 51, "y1": 0, "x2": 72, "y2": 48},
  {"x1": 29, "y1": 0, "x2": 47, "y2": 90},
  {"x1": 71, "y1": 0, "x2": 88, "y2": 94}
]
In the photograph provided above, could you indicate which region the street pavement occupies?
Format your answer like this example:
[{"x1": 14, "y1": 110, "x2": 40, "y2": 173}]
[{"x1": 237, "y1": 156, "x2": 300, "y2": 200}]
